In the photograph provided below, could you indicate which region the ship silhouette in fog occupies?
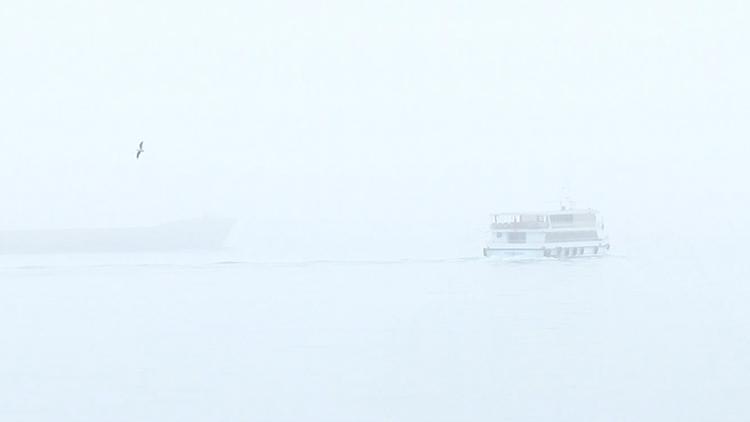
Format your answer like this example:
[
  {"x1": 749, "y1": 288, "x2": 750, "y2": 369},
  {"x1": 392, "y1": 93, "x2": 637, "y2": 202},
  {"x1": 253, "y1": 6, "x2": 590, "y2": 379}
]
[{"x1": 0, "y1": 218, "x2": 235, "y2": 254}]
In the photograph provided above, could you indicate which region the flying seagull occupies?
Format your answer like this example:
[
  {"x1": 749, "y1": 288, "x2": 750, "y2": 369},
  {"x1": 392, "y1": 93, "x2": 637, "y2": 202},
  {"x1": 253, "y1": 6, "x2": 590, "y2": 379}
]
[{"x1": 136, "y1": 141, "x2": 144, "y2": 159}]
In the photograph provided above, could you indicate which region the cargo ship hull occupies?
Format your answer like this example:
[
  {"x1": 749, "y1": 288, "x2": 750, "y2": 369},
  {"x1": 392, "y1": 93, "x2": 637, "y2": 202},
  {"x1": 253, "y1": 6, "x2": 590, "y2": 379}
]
[{"x1": 0, "y1": 218, "x2": 235, "y2": 254}]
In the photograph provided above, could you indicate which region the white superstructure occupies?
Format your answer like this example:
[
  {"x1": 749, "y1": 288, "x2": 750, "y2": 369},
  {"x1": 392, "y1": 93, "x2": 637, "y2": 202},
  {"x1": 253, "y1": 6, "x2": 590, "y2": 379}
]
[{"x1": 483, "y1": 207, "x2": 609, "y2": 258}]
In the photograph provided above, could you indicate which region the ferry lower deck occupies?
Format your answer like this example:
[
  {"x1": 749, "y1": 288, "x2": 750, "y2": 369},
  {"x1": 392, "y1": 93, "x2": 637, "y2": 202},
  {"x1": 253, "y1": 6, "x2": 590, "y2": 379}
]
[{"x1": 483, "y1": 242, "x2": 610, "y2": 259}]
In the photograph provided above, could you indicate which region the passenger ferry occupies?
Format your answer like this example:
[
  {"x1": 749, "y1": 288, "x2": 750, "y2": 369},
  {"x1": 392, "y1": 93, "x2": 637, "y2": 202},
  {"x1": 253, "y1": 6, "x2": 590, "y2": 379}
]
[{"x1": 483, "y1": 206, "x2": 609, "y2": 258}]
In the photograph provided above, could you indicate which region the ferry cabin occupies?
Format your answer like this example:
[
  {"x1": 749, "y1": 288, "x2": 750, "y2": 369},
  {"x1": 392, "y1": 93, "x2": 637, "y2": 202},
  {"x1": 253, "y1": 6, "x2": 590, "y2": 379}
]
[{"x1": 483, "y1": 209, "x2": 609, "y2": 258}]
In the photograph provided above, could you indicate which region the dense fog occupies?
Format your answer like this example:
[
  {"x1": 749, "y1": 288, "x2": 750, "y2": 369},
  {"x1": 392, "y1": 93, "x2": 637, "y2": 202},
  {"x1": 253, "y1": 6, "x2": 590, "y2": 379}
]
[
  {"x1": 2, "y1": 0, "x2": 748, "y2": 258},
  {"x1": 2, "y1": 1, "x2": 749, "y2": 421}
]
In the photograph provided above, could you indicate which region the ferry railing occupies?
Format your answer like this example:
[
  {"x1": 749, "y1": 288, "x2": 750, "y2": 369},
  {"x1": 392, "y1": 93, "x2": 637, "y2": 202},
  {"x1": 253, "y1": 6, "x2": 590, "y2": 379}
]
[
  {"x1": 549, "y1": 221, "x2": 598, "y2": 229},
  {"x1": 491, "y1": 221, "x2": 549, "y2": 230}
]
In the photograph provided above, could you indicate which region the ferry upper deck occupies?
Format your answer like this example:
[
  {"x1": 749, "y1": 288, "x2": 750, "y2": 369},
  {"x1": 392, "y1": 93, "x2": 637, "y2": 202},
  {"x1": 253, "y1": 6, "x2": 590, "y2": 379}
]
[{"x1": 490, "y1": 209, "x2": 601, "y2": 231}]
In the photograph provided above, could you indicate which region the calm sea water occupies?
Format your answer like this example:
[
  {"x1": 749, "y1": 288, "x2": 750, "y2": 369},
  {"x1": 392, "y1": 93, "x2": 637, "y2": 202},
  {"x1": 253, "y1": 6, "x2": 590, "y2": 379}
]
[{"x1": 1, "y1": 241, "x2": 748, "y2": 421}]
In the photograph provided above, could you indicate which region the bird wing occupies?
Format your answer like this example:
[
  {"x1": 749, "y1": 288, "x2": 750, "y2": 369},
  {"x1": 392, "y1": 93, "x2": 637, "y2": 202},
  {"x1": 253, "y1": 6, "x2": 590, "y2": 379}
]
[
  {"x1": 139, "y1": 141, "x2": 144, "y2": 149},
  {"x1": 136, "y1": 150, "x2": 142, "y2": 159}
]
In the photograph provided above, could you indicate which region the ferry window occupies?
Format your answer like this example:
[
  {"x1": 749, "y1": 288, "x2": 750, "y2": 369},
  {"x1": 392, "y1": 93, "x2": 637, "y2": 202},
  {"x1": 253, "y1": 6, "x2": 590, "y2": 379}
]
[
  {"x1": 550, "y1": 214, "x2": 574, "y2": 225},
  {"x1": 545, "y1": 231, "x2": 598, "y2": 243},
  {"x1": 577, "y1": 214, "x2": 596, "y2": 225},
  {"x1": 495, "y1": 232, "x2": 503, "y2": 239},
  {"x1": 507, "y1": 232, "x2": 526, "y2": 243}
]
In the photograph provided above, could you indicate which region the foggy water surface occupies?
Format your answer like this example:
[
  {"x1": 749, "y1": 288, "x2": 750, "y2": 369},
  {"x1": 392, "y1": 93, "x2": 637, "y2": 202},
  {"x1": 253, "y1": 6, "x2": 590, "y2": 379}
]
[{"x1": 1, "y1": 243, "x2": 747, "y2": 422}]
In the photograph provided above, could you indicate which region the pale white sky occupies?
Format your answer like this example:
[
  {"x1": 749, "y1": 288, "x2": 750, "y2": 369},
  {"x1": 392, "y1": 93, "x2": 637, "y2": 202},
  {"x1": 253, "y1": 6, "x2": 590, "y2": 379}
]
[{"x1": 1, "y1": 0, "x2": 748, "y2": 244}]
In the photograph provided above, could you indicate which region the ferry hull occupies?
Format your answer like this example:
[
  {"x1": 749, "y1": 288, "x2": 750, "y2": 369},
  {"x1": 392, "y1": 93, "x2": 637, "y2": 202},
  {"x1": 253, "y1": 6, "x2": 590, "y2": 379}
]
[{"x1": 483, "y1": 243, "x2": 609, "y2": 259}]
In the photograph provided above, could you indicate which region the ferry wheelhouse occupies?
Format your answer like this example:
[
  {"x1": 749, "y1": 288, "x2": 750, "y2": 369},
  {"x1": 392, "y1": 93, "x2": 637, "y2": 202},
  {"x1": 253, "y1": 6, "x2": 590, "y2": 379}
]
[{"x1": 483, "y1": 208, "x2": 609, "y2": 258}]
